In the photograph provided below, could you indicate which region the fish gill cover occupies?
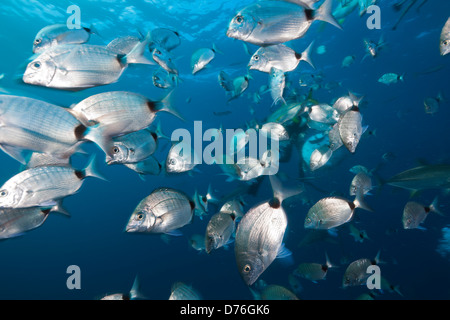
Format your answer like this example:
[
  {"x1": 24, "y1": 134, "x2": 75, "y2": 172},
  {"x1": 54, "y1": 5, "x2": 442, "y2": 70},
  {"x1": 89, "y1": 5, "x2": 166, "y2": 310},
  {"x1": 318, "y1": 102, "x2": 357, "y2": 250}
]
[{"x1": 0, "y1": 0, "x2": 448, "y2": 301}]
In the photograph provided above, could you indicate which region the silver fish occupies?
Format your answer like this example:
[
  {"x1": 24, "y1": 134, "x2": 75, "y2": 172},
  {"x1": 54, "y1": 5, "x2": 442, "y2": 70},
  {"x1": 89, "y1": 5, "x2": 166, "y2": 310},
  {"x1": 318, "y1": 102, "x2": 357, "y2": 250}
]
[
  {"x1": 235, "y1": 176, "x2": 302, "y2": 285},
  {"x1": 271, "y1": 0, "x2": 321, "y2": 10},
  {"x1": 205, "y1": 211, "x2": 236, "y2": 253},
  {"x1": 440, "y1": 17, "x2": 450, "y2": 56},
  {"x1": 33, "y1": 24, "x2": 93, "y2": 54},
  {"x1": 21, "y1": 152, "x2": 72, "y2": 171},
  {"x1": 260, "y1": 122, "x2": 289, "y2": 141},
  {"x1": 309, "y1": 145, "x2": 333, "y2": 171},
  {"x1": 100, "y1": 276, "x2": 142, "y2": 300},
  {"x1": 219, "y1": 199, "x2": 245, "y2": 218},
  {"x1": 150, "y1": 28, "x2": 181, "y2": 52},
  {"x1": 0, "y1": 156, "x2": 104, "y2": 208},
  {"x1": 378, "y1": 73, "x2": 404, "y2": 85},
  {"x1": 152, "y1": 47, "x2": 178, "y2": 75},
  {"x1": 226, "y1": 0, "x2": 341, "y2": 46},
  {"x1": 328, "y1": 123, "x2": 343, "y2": 152},
  {"x1": 218, "y1": 70, "x2": 234, "y2": 92},
  {"x1": 125, "y1": 188, "x2": 194, "y2": 234},
  {"x1": 307, "y1": 103, "x2": 339, "y2": 124},
  {"x1": 191, "y1": 46, "x2": 219, "y2": 75},
  {"x1": 402, "y1": 197, "x2": 441, "y2": 229},
  {"x1": 293, "y1": 254, "x2": 332, "y2": 282},
  {"x1": 152, "y1": 68, "x2": 178, "y2": 89},
  {"x1": 169, "y1": 282, "x2": 201, "y2": 300},
  {"x1": 106, "y1": 36, "x2": 141, "y2": 55},
  {"x1": 343, "y1": 252, "x2": 380, "y2": 288},
  {"x1": 0, "y1": 95, "x2": 101, "y2": 163},
  {"x1": 0, "y1": 203, "x2": 65, "y2": 239},
  {"x1": 24, "y1": 33, "x2": 152, "y2": 90},
  {"x1": 350, "y1": 172, "x2": 372, "y2": 197},
  {"x1": 269, "y1": 67, "x2": 286, "y2": 106},
  {"x1": 304, "y1": 197, "x2": 357, "y2": 230},
  {"x1": 248, "y1": 43, "x2": 314, "y2": 73},
  {"x1": 251, "y1": 281, "x2": 299, "y2": 300},
  {"x1": 166, "y1": 141, "x2": 199, "y2": 174},
  {"x1": 71, "y1": 91, "x2": 180, "y2": 149},
  {"x1": 387, "y1": 165, "x2": 450, "y2": 191},
  {"x1": 338, "y1": 107, "x2": 363, "y2": 153},
  {"x1": 332, "y1": 92, "x2": 362, "y2": 114},
  {"x1": 229, "y1": 75, "x2": 250, "y2": 101},
  {"x1": 107, "y1": 129, "x2": 158, "y2": 165}
]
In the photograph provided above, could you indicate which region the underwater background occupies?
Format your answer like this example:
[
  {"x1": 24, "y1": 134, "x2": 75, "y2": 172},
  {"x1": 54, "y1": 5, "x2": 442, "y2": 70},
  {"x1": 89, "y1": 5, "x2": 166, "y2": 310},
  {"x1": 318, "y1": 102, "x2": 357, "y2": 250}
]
[{"x1": 0, "y1": 0, "x2": 449, "y2": 300}]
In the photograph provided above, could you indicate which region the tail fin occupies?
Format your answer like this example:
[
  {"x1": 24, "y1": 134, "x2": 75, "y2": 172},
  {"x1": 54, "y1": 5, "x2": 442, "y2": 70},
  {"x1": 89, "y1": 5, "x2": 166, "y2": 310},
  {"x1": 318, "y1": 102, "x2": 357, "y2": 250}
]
[
  {"x1": 129, "y1": 275, "x2": 145, "y2": 300},
  {"x1": 212, "y1": 43, "x2": 224, "y2": 55},
  {"x1": 429, "y1": 196, "x2": 444, "y2": 216},
  {"x1": 348, "y1": 91, "x2": 364, "y2": 107},
  {"x1": 298, "y1": 41, "x2": 316, "y2": 69},
  {"x1": 353, "y1": 190, "x2": 374, "y2": 212},
  {"x1": 399, "y1": 73, "x2": 405, "y2": 82},
  {"x1": 315, "y1": 0, "x2": 343, "y2": 30},
  {"x1": 122, "y1": 31, "x2": 154, "y2": 65},
  {"x1": 154, "y1": 121, "x2": 170, "y2": 140},
  {"x1": 269, "y1": 174, "x2": 304, "y2": 205},
  {"x1": 83, "y1": 155, "x2": 107, "y2": 181},
  {"x1": 51, "y1": 199, "x2": 71, "y2": 217},
  {"x1": 153, "y1": 90, "x2": 185, "y2": 121}
]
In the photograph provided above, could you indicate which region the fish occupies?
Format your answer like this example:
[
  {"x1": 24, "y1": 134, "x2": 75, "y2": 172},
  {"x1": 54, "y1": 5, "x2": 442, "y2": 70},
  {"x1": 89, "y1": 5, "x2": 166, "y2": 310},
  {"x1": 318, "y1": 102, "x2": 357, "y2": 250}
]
[
  {"x1": 387, "y1": 165, "x2": 450, "y2": 191},
  {"x1": 304, "y1": 196, "x2": 370, "y2": 230},
  {"x1": 235, "y1": 175, "x2": 302, "y2": 285},
  {"x1": 248, "y1": 42, "x2": 314, "y2": 73},
  {"x1": 149, "y1": 28, "x2": 181, "y2": 52},
  {"x1": 378, "y1": 73, "x2": 404, "y2": 85},
  {"x1": 306, "y1": 103, "x2": 339, "y2": 124},
  {"x1": 343, "y1": 252, "x2": 381, "y2": 288},
  {"x1": 23, "y1": 33, "x2": 153, "y2": 90},
  {"x1": 218, "y1": 70, "x2": 234, "y2": 92},
  {"x1": 165, "y1": 141, "x2": 199, "y2": 174},
  {"x1": 205, "y1": 211, "x2": 236, "y2": 253},
  {"x1": 341, "y1": 55, "x2": 355, "y2": 68},
  {"x1": 260, "y1": 122, "x2": 289, "y2": 141},
  {"x1": 293, "y1": 254, "x2": 333, "y2": 282},
  {"x1": 0, "y1": 202, "x2": 66, "y2": 239},
  {"x1": 229, "y1": 74, "x2": 251, "y2": 101},
  {"x1": 440, "y1": 17, "x2": 450, "y2": 56},
  {"x1": 169, "y1": 282, "x2": 202, "y2": 300},
  {"x1": 338, "y1": 106, "x2": 364, "y2": 153},
  {"x1": 152, "y1": 46, "x2": 179, "y2": 75},
  {"x1": 20, "y1": 152, "x2": 72, "y2": 171},
  {"x1": 226, "y1": 0, "x2": 341, "y2": 46},
  {"x1": 332, "y1": 92, "x2": 362, "y2": 114},
  {"x1": 125, "y1": 188, "x2": 194, "y2": 235},
  {"x1": 0, "y1": 95, "x2": 104, "y2": 163},
  {"x1": 0, "y1": 156, "x2": 105, "y2": 208},
  {"x1": 189, "y1": 234, "x2": 207, "y2": 252},
  {"x1": 328, "y1": 123, "x2": 343, "y2": 152},
  {"x1": 348, "y1": 223, "x2": 370, "y2": 243},
  {"x1": 309, "y1": 145, "x2": 333, "y2": 171},
  {"x1": 424, "y1": 92, "x2": 444, "y2": 115},
  {"x1": 402, "y1": 197, "x2": 441, "y2": 229},
  {"x1": 152, "y1": 68, "x2": 178, "y2": 89},
  {"x1": 106, "y1": 36, "x2": 141, "y2": 55},
  {"x1": 219, "y1": 199, "x2": 245, "y2": 218},
  {"x1": 251, "y1": 281, "x2": 299, "y2": 300},
  {"x1": 349, "y1": 172, "x2": 372, "y2": 208},
  {"x1": 271, "y1": 0, "x2": 321, "y2": 10},
  {"x1": 70, "y1": 91, "x2": 180, "y2": 151},
  {"x1": 191, "y1": 45, "x2": 221, "y2": 75},
  {"x1": 106, "y1": 129, "x2": 158, "y2": 165},
  {"x1": 33, "y1": 23, "x2": 94, "y2": 53},
  {"x1": 269, "y1": 67, "x2": 286, "y2": 106},
  {"x1": 363, "y1": 34, "x2": 386, "y2": 60},
  {"x1": 100, "y1": 276, "x2": 143, "y2": 300}
]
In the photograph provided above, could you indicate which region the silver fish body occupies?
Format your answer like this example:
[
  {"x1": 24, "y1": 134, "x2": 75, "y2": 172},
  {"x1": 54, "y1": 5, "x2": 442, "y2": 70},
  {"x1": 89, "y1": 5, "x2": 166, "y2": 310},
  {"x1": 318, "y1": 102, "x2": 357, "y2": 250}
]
[
  {"x1": 33, "y1": 24, "x2": 92, "y2": 53},
  {"x1": 294, "y1": 262, "x2": 329, "y2": 282},
  {"x1": 338, "y1": 108, "x2": 363, "y2": 153},
  {"x1": 166, "y1": 141, "x2": 198, "y2": 173},
  {"x1": 191, "y1": 48, "x2": 215, "y2": 74},
  {"x1": 402, "y1": 198, "x2": 440, "y2": 229},
  {"x1": 0, "y1": 206, "x2": 51, "y2": 239},
  {"x1": 107, "y1": 129, "x2": 157, "y2": 165},
  {"x1": 152, "y1": 68, "x2": 178, "y2": 89},
  {"x1": 378, "y1": 73, "x2": 404, "y2": 85},
  {"x1": 440, "y1": 17, "x2": 450, "y2": 56},
  {"x1": 309, "y1": 145, "x2": 332, "y2": 171},
  {"x1": 304, "y1": 197, "x2": 355, "y2": 230},
  {"x1": 0, "y1": 158, "x2": 102, "y2": 208},
  {"x1": 205, "y1": 211, "x2": 236, "y2": 253},
  {"x1": 227, "y1": 0, "x2": 340, "y2": 46},
  {"x1": 343, "y1": 258, "x2": 373, "y2": 288},
  {"x1": 269, "y1": 68, "x2": 286, "y2": 106},
  {"x1": 125, "y1": 188, "x2": 194, "y2": 234},
  {"x1": 169, "y1": 282, "x2": 201, "y2": 300},
  {"x1": 350, "y1": 172, "x2": 372, "y2": 196},
  {"x1": 152, "y1": 47, "x2": 178, "y2": 75},
  {"x1": 308, "y1": 103, "x2": 339, "y2": 124},
  {"x1": 235, "y1": 202, "x2": 287, "y2": 285},
  {"x1": 150, "y1": 28, "x2": 181, "y2": 52},
  {"x1": 328, "y1": 123, "x2": 343, "y2": 152},
  {"x1": 124, "y1": 156, "x2": 161, "y2": 177}
]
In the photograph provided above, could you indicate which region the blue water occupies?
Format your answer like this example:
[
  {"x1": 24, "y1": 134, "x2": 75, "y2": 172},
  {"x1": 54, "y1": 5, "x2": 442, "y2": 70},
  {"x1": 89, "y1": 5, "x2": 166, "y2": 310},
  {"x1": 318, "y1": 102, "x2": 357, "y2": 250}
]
[{"x1": 0, "y1": 0, "x2": 449, "y2": 300}]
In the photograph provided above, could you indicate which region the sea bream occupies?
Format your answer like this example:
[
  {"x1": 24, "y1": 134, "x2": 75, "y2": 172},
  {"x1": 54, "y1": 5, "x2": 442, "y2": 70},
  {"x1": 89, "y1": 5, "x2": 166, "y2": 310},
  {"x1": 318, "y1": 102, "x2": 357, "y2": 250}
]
[
  {"x1": 440, "y1": 17, "x2": 450, "y2": 56},
  {"x1": 0, "y1": 95, "x2": 105, "y2": 163},
  {"x1": 32, "y1": 23, "x2": 94, "y2": 54},
  {"x1": 227, "y1": 0, "x2": 341, "y2": 46},
  {"x1": 125, "y1": 188, "x2": 195, "y2": 235},
  {"x1": 402, "y1": 197, "x2": 442, "y2": 230},
  {"x1": 248, "y1": 43, "x2": 314, "y2": 73},
  {"x1": 338, "y1": 106, "x2": 364, "y2": 153},
  {"x1": 0, "y1": 156, "x2": 105, "y2": 209},
  {"x1": 235, "y1": 176, "x2": 302, "y2": 285},
  {"x1": 191, "y1": 45, "x2": 221, "y2": 75},
  {"x1": 205, "y1": 211, "x2": 236, "y2": 253},
  {"x1": 343, "y1": 252, "x2": 381, "y2": 288},
  {"x1": 23, "y1": 32, "x2": 153, "y2": 90}
]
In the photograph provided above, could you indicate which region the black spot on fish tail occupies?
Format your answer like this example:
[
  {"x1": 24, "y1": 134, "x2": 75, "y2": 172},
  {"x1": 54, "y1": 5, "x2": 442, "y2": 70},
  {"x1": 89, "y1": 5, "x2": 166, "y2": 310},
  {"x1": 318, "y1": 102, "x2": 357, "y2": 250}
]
[
  {"x1": 349, "y1": 201, "x2": 356, "y2": 211},
  {"x1": 147, "y1": 100, "x2": 156, "y2": 112},
  {"x1": 189, "y1": 200, "x2": 196, "y2": 211},
  {"x1": 75, "y1": 170, "x2": 85, "y2": 180},
  {"x1": 151, "y1": 132, "x2": 158, "y2": 141},
  {"x1": 351, "y1": 105, "x2": 360, "y2": 112},
  {"x1": 74, "y1": 124, "x2": 87, "y2": 140},
  {"x1": 295, "y1": 52, "x2": 302, "y2": 60},
  {"x1": 424, "y1": 206, "x2": 431, "y2": 213},
  {"x1": 269, "y1": 197, "x2": 281, "y2": 209},
  {"x1": 41, "y1": 208, "x2": 52, "y2": 215},
  {"x1": 321, "y1": 264, "x2": 329, "y2": 272},
  {"x1": 117, "y1": 54, "x2": 127, "y2": 66},
  {"x1": 305, "y1": 9, "x2": 314, "y2": 21}
]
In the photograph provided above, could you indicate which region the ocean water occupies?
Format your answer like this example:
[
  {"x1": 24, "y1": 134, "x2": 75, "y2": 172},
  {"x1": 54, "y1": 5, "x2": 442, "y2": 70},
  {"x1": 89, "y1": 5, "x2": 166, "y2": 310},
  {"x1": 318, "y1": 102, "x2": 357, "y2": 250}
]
[{"x1": 0, "y1": 0, "x2": 449, "y2": 301}]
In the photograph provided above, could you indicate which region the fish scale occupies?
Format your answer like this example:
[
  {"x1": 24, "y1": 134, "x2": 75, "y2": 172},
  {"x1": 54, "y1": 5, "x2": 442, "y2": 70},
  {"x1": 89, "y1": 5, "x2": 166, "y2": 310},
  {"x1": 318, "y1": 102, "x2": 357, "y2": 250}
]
[{"x1": 338, "y1": 108, "x2": 362, "y2": 153}]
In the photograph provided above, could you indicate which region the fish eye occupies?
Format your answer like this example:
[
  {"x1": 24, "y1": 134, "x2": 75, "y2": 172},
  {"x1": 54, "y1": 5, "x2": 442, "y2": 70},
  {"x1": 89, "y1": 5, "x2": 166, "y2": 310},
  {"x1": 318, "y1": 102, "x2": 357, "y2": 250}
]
[
  {"x1": 235, "y1": 15, "x2": 244, "y2": 24},
  {"x1": 155, "y1": 50, "x2": 161, "y2": 55},
  {"x1": 32, "y1": 62, "x2": 41, "y2": 69},
  {"x1": 169, "y1": 158, "x2": 177, "y2": 165},
  {"x1": 34, "y1": 38, "x2": 41, "y2": 45},
  {"x1": 136, "y1": 213, "x2": 144, "y2": 221},
  {"x1": 444, "y1": 40, "x2": 449, "y2": 45},
  {"x1": 243, "y1": 264, "x2": 251, "y2": 273},
  {"x1": 305, "y1": 217, "x2": 311, "y2": 224},
  {"x1": 253, "y1": 55, "x2": 259, "y2": 61},
  {"x1": 111, "y1": 146, "x2": 120, "y2": 154},
  {"x1": 0, "y1": 190, "x2": 7, "y2": 197}
]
